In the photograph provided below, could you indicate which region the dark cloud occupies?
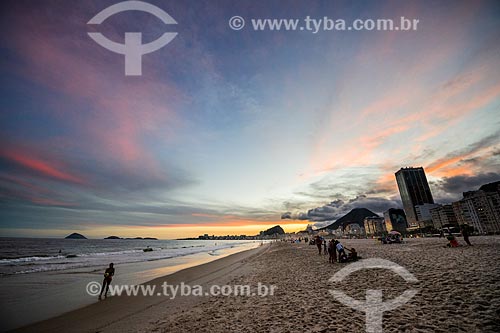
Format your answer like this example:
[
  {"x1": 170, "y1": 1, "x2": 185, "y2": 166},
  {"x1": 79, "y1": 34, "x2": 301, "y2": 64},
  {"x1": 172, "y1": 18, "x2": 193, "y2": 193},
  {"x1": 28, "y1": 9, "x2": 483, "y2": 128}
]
[
  {"x1": 281, "y1": 212, "x2": 292, "y2": 219},
  {"x1": 439, "y1": 173, "x2": 500, "y2": 193},
  {"x1": 431, "y1": 172, "x2": 500, "y2": 202},
  {"x1": 297, "y1": 212, "x2": 310, "y2": 220}
]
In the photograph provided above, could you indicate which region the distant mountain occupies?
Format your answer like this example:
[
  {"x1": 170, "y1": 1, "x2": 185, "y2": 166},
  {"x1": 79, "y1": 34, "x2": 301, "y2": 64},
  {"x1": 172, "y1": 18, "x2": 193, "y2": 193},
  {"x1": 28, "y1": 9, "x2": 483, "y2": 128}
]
[
  {"x1": 261, "y1": 225, "x2": 285, "y2": 236},
  {"x1": 104, "y1": 236, "x2": 121, "y2": 239},
  {"x1": 320, "y1": 208, "x2": 379, "y2": 230},
  {"x1": 65, "y1": 233, "x2": 87, "y2": 239}
]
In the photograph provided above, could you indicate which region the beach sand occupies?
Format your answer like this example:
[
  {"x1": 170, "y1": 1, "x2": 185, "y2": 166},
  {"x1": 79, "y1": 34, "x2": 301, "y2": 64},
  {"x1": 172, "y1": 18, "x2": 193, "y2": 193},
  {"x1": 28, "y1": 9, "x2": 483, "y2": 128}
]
[{"x1": 14, "y1": 236, "x2": 500, "y2": 332}]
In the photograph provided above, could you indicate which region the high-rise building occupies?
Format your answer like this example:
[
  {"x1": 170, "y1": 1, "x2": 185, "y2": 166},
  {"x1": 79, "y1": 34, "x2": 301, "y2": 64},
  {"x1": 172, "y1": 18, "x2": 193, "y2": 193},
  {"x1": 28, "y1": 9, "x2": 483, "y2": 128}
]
[
  {"x1": 415, "y1": 203, "x2": 440, "y2": 227},
  {"x1": 452, "y1": 181, "x2": 500, "y2": 234},
  {"x1": 430, "y1": 204, "x2": 458, "y2": 229},
  {"x1": 383, "y1": 208, "x2": 408, "y2": 234},
  {"x1": 395, "y1": 167, "x2": 434, "y2": 227}
]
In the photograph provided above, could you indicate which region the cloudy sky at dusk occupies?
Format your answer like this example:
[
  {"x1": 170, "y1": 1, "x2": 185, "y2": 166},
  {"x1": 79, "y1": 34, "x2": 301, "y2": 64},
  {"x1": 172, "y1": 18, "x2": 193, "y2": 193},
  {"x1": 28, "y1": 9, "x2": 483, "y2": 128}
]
[{"x1": 1, "y1": 0, "x2": 499, "y2": 238}]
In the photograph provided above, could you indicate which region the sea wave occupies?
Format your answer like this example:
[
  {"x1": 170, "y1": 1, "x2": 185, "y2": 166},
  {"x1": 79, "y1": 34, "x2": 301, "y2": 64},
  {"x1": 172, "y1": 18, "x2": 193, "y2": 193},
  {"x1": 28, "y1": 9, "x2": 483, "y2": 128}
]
[{"x1": 0, "y1": 255, "x2": 66, "y2": 264}]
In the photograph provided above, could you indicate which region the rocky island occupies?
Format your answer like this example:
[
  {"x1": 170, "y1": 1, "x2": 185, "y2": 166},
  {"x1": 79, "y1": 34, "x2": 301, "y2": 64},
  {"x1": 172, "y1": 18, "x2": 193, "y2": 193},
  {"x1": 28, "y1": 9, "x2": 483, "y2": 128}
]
[{"x1": 64, "y1": 233, "x2": 87, "y2": 239}]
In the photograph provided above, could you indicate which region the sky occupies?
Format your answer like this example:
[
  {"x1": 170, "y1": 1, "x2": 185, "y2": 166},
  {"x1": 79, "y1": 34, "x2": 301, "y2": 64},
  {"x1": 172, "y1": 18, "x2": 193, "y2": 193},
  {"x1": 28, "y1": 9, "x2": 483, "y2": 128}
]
[{"x1": 0, "y1": 0, "x2": 499, "y2": 239}]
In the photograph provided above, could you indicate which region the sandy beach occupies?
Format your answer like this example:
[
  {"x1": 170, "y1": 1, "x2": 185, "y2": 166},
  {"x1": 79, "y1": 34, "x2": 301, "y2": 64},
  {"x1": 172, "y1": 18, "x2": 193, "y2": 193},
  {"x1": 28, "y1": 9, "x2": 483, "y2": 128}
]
[{"x1": 14, "y1": 236, "x2": 500, "y2": 333}]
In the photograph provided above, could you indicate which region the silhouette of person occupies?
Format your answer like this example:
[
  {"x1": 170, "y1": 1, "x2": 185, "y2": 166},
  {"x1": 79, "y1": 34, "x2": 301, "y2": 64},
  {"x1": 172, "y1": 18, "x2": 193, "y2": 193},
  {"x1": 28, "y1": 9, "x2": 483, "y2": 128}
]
[
  {"x1": 328, "y1": 239, "x2": 337, "y2": 263},
  {"x1": 315, "y1": 236, "x2": 322, "y2": 255},
  {"x1": 99, "y1": 263, "x2": 115, "y2": 299},
  {"x1": 462, "y1": 225, "x2": 472, "y2": 246}
]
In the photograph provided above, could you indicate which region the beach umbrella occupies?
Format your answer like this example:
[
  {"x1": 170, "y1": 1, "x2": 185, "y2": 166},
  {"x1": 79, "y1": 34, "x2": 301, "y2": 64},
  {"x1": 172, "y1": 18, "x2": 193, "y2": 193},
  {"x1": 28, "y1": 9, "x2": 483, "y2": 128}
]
[{"x1": 389, "y1": 230, "x2": 401, "y2": 235}]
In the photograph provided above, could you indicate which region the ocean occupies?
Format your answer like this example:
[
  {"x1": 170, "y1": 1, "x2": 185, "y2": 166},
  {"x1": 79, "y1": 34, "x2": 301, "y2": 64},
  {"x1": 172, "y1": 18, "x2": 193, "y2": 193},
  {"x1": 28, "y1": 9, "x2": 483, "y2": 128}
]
[{"x1": 0, "y1": 238, "x2": 260, "y2": 275}]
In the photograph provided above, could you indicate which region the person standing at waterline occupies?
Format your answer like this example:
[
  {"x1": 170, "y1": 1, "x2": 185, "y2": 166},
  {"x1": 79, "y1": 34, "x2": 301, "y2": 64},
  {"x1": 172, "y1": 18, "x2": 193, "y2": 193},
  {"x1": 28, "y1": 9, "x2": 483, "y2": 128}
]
[{"x1": 99, "y1": 263, "x2": 115, "y2": 300}]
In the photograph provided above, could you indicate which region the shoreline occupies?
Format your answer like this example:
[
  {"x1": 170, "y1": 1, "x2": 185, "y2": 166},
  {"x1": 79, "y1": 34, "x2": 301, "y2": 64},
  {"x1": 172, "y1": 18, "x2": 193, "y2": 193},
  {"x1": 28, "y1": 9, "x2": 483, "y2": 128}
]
[{"x1": 11, "y1": 243, "x2": 270, "y2": 333}]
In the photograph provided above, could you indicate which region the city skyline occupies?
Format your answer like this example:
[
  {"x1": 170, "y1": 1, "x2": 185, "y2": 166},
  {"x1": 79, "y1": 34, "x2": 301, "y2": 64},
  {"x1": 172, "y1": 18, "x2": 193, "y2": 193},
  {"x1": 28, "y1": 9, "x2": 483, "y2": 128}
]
[{"x1": 1, "y1": 0, "x2": 500, "y2": 239}]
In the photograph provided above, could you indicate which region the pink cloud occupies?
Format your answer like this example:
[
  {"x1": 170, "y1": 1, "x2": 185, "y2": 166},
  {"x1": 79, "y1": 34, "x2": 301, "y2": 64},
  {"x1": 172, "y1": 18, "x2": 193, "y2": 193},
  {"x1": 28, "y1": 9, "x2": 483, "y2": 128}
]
[{"x1": 0, "y1": 147, "x2": 84, "y2": 184}]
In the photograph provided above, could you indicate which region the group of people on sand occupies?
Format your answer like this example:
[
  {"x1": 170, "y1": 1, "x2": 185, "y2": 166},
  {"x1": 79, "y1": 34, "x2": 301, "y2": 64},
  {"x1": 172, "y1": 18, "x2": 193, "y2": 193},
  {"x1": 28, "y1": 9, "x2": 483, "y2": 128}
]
[
  {"x1": 283, "y1": 237, "x2": 310, "y2": 244},
  {"x1": 314, "y1": 235, "x2": 359, "y2": 263}
]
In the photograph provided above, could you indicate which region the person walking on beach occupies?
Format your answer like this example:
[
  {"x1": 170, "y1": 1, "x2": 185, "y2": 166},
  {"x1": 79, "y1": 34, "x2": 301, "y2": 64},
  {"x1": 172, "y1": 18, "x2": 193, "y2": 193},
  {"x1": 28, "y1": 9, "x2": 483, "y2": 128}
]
[
  {"x1": 323, "y1": 239, "x2": 328, "y2": 255},
  {"x1": 314, "y1": 236, "x2": 322, "y2": 255},
  {"x1": 462, "y1": 225, "x2": 472, "y2": 246},
  {"x1": 99, "y1": 263, "x2": 115, "y2": 299}
]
